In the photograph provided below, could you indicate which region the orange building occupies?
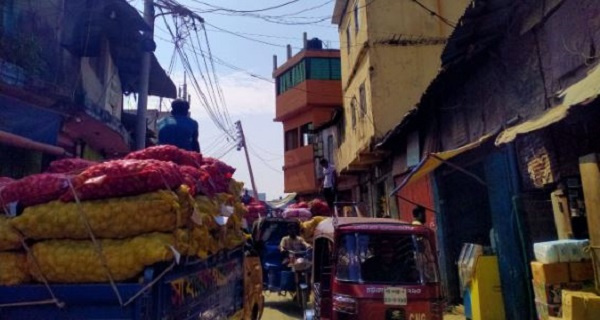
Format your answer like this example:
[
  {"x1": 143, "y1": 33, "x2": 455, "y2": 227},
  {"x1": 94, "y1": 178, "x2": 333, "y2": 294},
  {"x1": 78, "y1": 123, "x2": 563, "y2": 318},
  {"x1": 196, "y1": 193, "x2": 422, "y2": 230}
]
[{"x1": 273, "y1": 37, "x2": 342, "y2": 196}]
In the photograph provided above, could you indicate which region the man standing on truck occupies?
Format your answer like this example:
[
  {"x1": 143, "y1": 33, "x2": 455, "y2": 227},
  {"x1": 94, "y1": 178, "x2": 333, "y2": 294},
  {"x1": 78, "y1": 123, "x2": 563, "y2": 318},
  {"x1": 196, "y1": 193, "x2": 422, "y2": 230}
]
[
  {"x1": 319, "y1": 158, "x2": 337, "y2": 210},
  {"x1": 157, "y1": 99, "x2": 200, "y2": 152}
]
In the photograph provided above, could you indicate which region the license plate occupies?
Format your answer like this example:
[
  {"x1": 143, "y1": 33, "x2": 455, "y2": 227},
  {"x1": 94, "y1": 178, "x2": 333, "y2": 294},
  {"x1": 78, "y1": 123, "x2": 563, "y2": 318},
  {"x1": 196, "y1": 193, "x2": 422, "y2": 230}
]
[{"x1": 384, "y1": 287, "x2": 407, "y2": 306}]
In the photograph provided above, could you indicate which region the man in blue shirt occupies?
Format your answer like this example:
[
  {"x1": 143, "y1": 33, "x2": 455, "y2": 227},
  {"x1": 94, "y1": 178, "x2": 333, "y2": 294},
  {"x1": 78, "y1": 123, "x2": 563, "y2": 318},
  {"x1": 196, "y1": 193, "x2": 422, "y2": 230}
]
[{"x1": 157, "y1": 99, "x2": 200, "y2": 152}]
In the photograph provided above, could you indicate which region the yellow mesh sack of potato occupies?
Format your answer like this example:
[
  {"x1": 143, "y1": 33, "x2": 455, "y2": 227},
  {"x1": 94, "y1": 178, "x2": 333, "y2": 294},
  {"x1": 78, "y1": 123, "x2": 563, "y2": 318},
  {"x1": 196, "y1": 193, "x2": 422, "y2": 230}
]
[
  {"x1": 301, "y1": 216, "x2": 327, "y2": 244},
  {"x1": 229, "y1": 179, "x2": 244, "y2": 199},
  {"x1": 13, "y1": 187, "x2": 192, "y2": 240},
  {"x1": 28, "y1": 232, "x2": 183, "y2": 283},
  {"x1": 0, "y1": 215, "x2": 21, "y2": 251},
  {"x1": 0, "y1": 252, "x2": 30, "y2": 285},
  {"x1": 195, "y1": 196, "x2": 219, "y2": 220},
  {"x1": 223, "y1": 208, "x2": 246, "y2": 250}
]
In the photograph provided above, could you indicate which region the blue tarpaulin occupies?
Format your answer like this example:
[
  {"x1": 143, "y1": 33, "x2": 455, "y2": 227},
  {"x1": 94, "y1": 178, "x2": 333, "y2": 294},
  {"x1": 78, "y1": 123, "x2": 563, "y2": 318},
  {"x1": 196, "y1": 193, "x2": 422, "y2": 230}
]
[{"x1": 0, "y1": 96, "x2": 62, "y2": 145}]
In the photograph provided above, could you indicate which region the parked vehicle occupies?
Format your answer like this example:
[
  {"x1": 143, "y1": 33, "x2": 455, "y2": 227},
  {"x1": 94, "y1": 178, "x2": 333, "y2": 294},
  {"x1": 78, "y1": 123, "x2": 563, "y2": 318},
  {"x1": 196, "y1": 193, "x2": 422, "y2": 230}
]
[
  {"x1": 251, "y1": 217, "x2": 310, "y2": 308},
  {"x1": 0, "y1": 246, "x2": 264, "y2": 320},
  {"x1": 306, "y1": 217, "x2": 442, "y2": 320}
]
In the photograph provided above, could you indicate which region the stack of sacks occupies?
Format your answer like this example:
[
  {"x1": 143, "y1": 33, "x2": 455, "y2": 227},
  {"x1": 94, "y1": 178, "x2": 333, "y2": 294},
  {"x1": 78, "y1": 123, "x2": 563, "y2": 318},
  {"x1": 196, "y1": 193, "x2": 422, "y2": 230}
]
[
  {"x1": 308, "y1": 199, "x2": 330, "y2": 216},
  {"x1": 0, "y1": 216, "x2": 29, "y2": 286},
  {"x1": 282, "y1": 203, "x2": 312, "y2": 221},
  {"x1": 0, "y1": 173, "x2": 72, "y2": 213},
  {"x1": 0, "y1": 146, "x2": 247, "y2": 285},
  {"x1": 245, "y1": 200, "x2": 267, "y2": 228},
  {"x1": 301, "y1": 216, "x2": 327, "y2": 245},
  {"x1": 531, "y1": 240, "x2": 594, "y2": 320}
]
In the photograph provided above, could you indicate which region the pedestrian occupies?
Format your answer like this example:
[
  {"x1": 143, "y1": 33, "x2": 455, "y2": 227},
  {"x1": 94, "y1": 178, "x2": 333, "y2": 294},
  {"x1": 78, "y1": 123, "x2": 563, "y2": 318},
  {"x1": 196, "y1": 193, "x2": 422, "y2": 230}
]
[
  {"x1": 241, "y1": 188, "x2": 252, "y2": 205},
  {"x1": 157, "y1": 99, "x2": 200, "y2": 152},
  {"x1": 412, "y1": 205, "x2": 426, "y2": 225},
  {"x1": 319, "y1": 158, "x2": 337, "y2": 209}
]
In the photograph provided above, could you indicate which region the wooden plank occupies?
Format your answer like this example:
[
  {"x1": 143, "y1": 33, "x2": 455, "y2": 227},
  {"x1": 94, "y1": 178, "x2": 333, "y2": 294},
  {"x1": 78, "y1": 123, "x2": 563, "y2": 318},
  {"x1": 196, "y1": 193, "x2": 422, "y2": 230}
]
[{"x1": 579, "y1": 153, "x2": 600, "y2": 291}]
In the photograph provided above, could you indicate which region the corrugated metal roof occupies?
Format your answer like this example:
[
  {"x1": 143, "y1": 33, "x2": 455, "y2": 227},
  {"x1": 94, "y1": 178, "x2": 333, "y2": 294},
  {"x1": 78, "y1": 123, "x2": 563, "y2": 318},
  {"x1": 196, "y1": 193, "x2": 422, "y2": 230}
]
[
  {"x1": 314, "y1": 217, "x2": 424, "y2": 240},
  {"x1": 441, "y1": 0, "x2": 516, "y2": 67},
  {"x1": 390, "y1": 133, "x2": 495, "y2": 196},
  {"x1": 496, "y1": 63, "x2": 600, "y2": 145}
]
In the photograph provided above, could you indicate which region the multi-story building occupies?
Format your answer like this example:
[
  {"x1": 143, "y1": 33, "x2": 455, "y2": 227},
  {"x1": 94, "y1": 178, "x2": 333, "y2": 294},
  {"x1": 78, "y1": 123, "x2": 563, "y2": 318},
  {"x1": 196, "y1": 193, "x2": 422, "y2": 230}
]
[
  {"x1": 0, "y1": 0, "x2": 175, "y2": 176},
  {"x1": 331, "y1": 0, "x2": 470, "y2": 216},
  {"x1": 273, "y1": 36, "x2": 342, "y2": 197}
]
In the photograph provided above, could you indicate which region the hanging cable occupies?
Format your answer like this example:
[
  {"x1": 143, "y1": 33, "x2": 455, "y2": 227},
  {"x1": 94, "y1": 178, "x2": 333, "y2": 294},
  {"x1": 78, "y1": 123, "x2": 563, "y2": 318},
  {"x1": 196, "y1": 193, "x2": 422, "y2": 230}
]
[
  {"x1": 411, "y1": 0, "x2": 456, "y2": 28},
  {"x1": 188, "y1": 0, "x2": 301, "y2": 14}
]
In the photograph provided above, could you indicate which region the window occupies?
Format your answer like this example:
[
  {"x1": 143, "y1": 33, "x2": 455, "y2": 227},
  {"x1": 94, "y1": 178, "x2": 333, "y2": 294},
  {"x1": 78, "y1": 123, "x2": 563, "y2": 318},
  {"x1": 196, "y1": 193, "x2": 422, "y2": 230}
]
[
  {"x1": 284, "y1": 128, "x2": 299, "y2": 151},
  {"x1": 336, "y1": 233, "x2": 438, "y2": 284},
  {"x1": 350, "y1": 97, "x2": 357, "y2": 129},
  {"x1": 359, "y1": 83, "x2": 367, "y2": 118},
  {"x1": 346, "y1": 25, "x2": 351, "y2": 53},
  {"x1": 337, "y1": 112, "x2": 346, "y2": 147},
  {"x1": 354, "y1": 0, "x2": 360, "y2": 34},
  {"x1": 300, "y1": 123, "x2": 313, "y2": 147},
  {"x1": 327, "y1": 134, "x2": 334, "y2": 165},
  {"x1": 277, "y1": 58, "x2": 341, "y2": 95},
  {"x1": 276, "y1": 60, "x2": 306, "y2": 95},
  {"x1": 306, "y1": 58, "x2": 341, "y2": 81}
]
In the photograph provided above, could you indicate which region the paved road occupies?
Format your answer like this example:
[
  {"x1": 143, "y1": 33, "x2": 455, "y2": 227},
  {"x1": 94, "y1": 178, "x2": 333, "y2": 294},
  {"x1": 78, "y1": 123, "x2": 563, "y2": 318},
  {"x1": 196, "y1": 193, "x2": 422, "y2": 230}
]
[
  {"x1": 262, "y1": 292, "x2": 304, "y2": 319},
  {"x1": 261, "y1": 293, "x2": 466, "y2": 320}
]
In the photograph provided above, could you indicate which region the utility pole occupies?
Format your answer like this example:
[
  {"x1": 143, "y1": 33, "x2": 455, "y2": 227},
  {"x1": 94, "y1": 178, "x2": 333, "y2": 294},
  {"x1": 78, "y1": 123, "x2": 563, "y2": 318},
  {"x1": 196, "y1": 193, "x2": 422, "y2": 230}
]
[
  {"x1": 135, "y1": 0, "x2": 155, "y2": 150},
  {"x1": 235, "y1": 120, "x2": 259, "y2": 200}
]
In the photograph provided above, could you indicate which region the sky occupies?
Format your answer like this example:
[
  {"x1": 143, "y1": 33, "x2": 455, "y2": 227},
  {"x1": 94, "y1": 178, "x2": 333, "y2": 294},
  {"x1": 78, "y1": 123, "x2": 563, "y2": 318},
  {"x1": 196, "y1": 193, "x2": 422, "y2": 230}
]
[{"x1": 128, "y1": 0, "x2": 340, "y2": 200}]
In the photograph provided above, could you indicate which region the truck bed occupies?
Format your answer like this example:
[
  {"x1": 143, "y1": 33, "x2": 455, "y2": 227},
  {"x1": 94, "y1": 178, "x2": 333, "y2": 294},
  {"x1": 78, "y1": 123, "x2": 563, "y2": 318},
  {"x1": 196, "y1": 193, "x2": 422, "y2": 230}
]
[{"x1": 0, "y1": 247, "x2": 245, "y2": 320}]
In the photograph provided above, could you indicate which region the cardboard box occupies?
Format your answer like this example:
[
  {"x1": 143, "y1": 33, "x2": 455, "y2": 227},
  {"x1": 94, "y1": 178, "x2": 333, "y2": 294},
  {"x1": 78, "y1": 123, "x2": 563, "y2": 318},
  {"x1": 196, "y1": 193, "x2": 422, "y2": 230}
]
[
  {"x1": 531, "y1": 261, "x2": 570, "y2": 284},
  {"x1": 532, "y1": 281, "x2": 583, "y2": 304},
  {"x1": 562, "y1": 290, "x2": 600, "y2": 320},
  {"x1": 535, "y1": 299, "x2": 562, "y2": 320},
  {"x1": 569, "y1": 261, "x2": 594, "y2": 282}
]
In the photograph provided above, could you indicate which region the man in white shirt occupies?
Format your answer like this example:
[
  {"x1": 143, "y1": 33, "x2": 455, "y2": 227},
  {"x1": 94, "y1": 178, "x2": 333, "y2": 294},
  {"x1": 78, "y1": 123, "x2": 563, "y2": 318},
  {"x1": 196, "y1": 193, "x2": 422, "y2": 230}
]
[{"x1": 319, "y1": 158, "x2": 337, "y2": 211}]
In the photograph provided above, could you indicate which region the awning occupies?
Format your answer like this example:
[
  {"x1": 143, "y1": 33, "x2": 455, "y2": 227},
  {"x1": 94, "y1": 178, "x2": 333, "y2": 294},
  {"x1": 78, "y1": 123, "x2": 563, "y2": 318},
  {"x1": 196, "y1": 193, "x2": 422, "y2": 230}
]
[
  {"x1": 390, "y1": 133, "x2": 494, "y2": 196},
  {"x1": 0, "y1": 95, "x2": 63, "y2": 145},
  {"x1": 265, "y1": 193, "x2": 297, "y2": 210},
  {"x1": 496, "y1": 63, "x2": 600, "y2": 145},
  {"x1": 61, "y1": 0, "x2": 176, "y2": 98}
]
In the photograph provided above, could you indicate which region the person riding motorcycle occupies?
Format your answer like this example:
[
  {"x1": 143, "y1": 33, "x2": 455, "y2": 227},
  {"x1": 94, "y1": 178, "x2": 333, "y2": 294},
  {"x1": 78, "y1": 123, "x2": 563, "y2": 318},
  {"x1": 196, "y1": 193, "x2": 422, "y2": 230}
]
[{"x1": 279, "y1": 223, "x2": 311, "y2": 266}]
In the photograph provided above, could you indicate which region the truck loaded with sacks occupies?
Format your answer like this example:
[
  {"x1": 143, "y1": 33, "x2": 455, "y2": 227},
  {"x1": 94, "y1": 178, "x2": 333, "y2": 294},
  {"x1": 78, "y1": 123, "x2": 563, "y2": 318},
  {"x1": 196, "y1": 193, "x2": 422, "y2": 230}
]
[{"x1": 0, "y1": 146, "x2": 264, "y2": 320}]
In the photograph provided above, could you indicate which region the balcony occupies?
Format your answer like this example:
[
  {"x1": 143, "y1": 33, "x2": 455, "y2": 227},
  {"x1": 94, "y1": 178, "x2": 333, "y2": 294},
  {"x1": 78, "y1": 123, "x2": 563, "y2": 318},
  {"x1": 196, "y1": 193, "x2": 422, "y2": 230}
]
[
  {"x1": 275, "y1": 80, "x2": 342, "y2": 122},
  {"x1": 283, "y1": 145, "x2": 319, "y2": 194}
]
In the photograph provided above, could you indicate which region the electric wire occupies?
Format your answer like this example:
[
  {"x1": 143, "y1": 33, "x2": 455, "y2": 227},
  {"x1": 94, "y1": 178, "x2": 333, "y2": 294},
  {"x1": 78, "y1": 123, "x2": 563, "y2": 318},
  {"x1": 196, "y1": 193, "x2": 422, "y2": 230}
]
[
  {"x1": 411, "y1": 0, "x2": 456, "y2": 28},
  {"x1": 189, "y1": 0, "x2": 302, "y2": 14},
  {"x1": 158, "y1": 7, "x2": 235, "y2": 139},
  {"x1": 248, "y1": 145, "x2": 284, "y2": 174},
  {"x1": 213, "y1": 143, "x2": 237, "y2": 159}
]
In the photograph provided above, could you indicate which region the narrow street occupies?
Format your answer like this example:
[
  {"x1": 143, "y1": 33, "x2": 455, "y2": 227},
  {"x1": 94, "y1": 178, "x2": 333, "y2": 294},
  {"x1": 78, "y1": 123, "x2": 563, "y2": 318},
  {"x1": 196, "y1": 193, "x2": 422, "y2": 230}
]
[{"x1": 262, "y1": 293, "x2": 304, "y2": 319}]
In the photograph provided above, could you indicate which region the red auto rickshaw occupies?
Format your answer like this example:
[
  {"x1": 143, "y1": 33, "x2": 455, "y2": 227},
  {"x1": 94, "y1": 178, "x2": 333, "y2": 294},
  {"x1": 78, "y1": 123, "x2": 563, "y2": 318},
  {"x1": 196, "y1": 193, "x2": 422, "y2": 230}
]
[{"x1": 306, "y1": 217, "x2": 442, "y2": 320}]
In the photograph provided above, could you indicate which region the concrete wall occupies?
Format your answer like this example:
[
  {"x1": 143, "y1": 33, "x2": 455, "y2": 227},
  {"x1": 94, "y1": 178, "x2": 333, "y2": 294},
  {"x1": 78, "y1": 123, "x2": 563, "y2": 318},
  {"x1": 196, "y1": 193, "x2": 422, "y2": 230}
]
[
  {"x1": 335, "y1": 0, "x2": 470, "y2": 173},
  {"x1": 80, "y1": 38, "x2": 123, "y2": 119},
  {"x1": 434, "y1": 0, "x2": 600, "y2": 151},
  {"x1": 3, "y1": 0, "x2": 80, "y2": 93}
]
